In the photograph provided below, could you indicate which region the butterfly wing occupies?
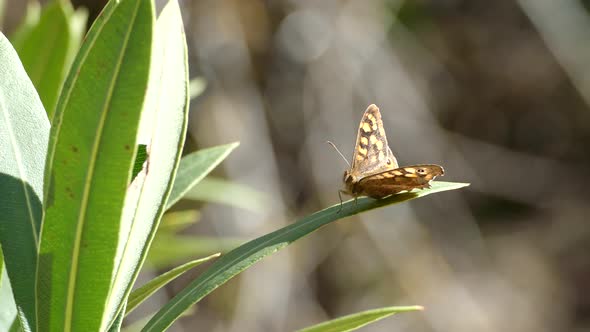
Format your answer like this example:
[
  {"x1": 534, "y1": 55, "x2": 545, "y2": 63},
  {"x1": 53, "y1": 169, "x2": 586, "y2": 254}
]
[
  {"x1": 357, "y1": 164, "x2": 444, "y2": 198},
  {"x1": 349, "y1": 104, "x2": 398, "y2": 178}
]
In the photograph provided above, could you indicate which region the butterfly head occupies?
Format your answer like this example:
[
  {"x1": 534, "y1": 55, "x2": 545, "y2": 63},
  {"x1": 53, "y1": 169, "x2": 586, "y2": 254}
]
[{"x1": 343, "y1": 170, "x2": 357, "y2": 186}]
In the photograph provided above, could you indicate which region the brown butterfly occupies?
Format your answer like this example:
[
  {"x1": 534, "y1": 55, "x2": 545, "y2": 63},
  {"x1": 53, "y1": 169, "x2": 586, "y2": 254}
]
[{"x1": 329, "y1": 104, "x2": 444, "y2": 205}]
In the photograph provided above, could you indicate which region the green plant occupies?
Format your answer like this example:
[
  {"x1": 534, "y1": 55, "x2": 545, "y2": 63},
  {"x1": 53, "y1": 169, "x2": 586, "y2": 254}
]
[{"x1": 0, "y1": 0, "x2": 468, "y2": 331}]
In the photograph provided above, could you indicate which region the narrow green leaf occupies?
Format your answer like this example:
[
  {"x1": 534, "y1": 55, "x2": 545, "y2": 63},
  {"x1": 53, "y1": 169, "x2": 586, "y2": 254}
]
[
  {"x1": 122, "y1": 307, "x2": 195, "y2": 332},
  {"x1": 11, "y1": 1, "x2": 81, "y2": 116},
  {"x1": 37, "y1": 0, "x2": 154, "y2": 330},
  {"x1": 296, "y1": 306, "x2": 423, "y2": 332},
  {"x1": 0, "y1": 31, "x2": 49, "y2": 332},
  {"x1": 185, "y1": 177, "x2": 270, "y2": 212},
  {"x1": 166, "y1": 142, "x2": 240, "y2": 210},
  {"x1": 147, "y1": 234, "x2": 241, "y2": 269},
  {"x1": 142, "y1": 181, "x2": 469, "y2": 331},
  {"x1": 158, "y1": 210, "x2": 200, "y2": 233},
  {"x1": 126, "y1": 253, "x2": 220, "y2": 315}
]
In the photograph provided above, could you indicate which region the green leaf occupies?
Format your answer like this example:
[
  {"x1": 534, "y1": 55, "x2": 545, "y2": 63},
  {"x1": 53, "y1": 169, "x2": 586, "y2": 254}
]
[
  {"x1": 104, "y1": 1, "x2": 190, "y2": 327},
  {"x1": 296, "y1": 306, "x2": 423, "y2": 332},
  {"x1": 107, "y1": 301, "x2": 126, "y2": 332},
  {"x1": 158, "y1": 210, "x2": 200, "y2": 233},
  {"x1": 122, "y1": 307, "x2": 194, "y2": 332},
  {"x1": 189, "y1": 77, "x2": 206, "y2": 100},
  {"x1": 142, "y1": 181, "x2": 469, "y2": 331},
  {"x1": 131, "y1": 144, "x2": 148, "y2": 180},
  {"x1": 0, "y1": 263, "x2": 18, "y2": 332},
  {"x1": 126, "y1": 253, "x2": 220, "y2": 316},
  {"x1": 37, "y1": 0, "x2": 154, "y2": 330},
  {"x1": 185, "y1": 176, "x2": 270, "y2": 212},
  {"x1": 0, "y1": 0, "x2": 5, "y2": 29},
  {"x1": 11, "y1": 1, "x2": 87, "y2": 117},
  {"x1": 147, "y1": 234, "x2": 241, "y2": 269},
  {"x1": 0, "y1": 31, "x2": 49, "y2": 332},
  {"x1": 9, "y1": 1, "x2": 41, "y2": 48},
  {"x1": 166, "y1": 142, "x2": 240, "y2": 210}
]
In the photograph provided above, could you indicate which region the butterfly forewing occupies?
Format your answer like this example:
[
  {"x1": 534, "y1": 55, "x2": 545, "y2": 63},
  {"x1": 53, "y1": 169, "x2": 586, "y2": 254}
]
[{"x1": 349, "y1": 104, "x2": 398, "y2": 178}]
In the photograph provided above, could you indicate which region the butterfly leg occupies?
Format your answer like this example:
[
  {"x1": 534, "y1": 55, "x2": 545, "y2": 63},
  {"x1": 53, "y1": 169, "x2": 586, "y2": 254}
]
[{"x1": 337, "y1": 190, "x2": 348, "y2": 213}]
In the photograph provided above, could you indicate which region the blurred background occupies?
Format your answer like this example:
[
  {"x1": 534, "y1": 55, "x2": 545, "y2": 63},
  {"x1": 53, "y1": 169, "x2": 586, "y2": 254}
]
[{"x1": 4, "y1": 0, "x2": 590, "y2": 331}]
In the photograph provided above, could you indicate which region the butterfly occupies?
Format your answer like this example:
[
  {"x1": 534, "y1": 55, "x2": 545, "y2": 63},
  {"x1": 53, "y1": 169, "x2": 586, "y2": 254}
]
[{"x1": 329, "y1": 104, "x2": 444, "y2": 206}]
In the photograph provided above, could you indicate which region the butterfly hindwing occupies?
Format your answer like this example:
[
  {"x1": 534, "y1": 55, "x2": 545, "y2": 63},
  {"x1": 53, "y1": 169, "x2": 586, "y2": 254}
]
[{"x1": 357, "y1": 164, "x2": 444, "y2": 198}]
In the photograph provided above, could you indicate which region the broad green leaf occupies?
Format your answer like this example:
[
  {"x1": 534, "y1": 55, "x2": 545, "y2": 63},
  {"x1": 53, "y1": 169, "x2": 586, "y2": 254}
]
[
  {"x1": 37, "y1": 0, "x2": 154, "y2": 330},
  {"x1": 142, "y1": 181, "x2": 470, "y2": 331},
  {"x1": 0, "y1": 31, "x2": 49, "y2": 332},
  {"x1": 166, "y1": 142, "x2": 240, "y2": 210},
  {"x1": 11, "y1": 1, "x2": 86, "y2": 117},
  {"x1": 104, "y1": 1, "x2": 190, "y2": 329},
  {"x1": 147, "y1": 234, "x2": 241, "y2": 269},
  {"x1": 126, "y1": 253, "x2": 220, "y2": 315},
  {"x1": 185, "y1": 177, "x2": 270, "y2": 212},
  {"x1": 296, "y1": 306, "x2": 423, "y2": 332}
]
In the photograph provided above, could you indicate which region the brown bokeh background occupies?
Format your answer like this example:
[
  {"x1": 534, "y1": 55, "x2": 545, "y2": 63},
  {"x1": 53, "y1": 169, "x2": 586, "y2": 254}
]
[{"x1": 4, "y1": 0, "x2": 590, "y2": 331}]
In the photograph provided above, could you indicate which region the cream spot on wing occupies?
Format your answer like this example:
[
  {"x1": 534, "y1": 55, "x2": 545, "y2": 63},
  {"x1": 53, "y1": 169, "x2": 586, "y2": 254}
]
[
  {"x1": 372, "y1": 122, "x2": 378, "y2": 130},
  {"x1": 393, "y1": 170, "x2": 403, "y2": 176},
  {"x1": 362, "y1": 123, "x2": 372, "y2": 132},
  {"x1": 382, "y1": 172, "x2": 394, "y2": 178},
  {"x1": 360, "y1": 136, "x2": 368, "y2": 145},
  {"x1": 369, "y1": 135, "x2": 377, "y2": 144},
  {"x1": 375, "y1": 140, "x2": 383, "y2": 150},
  {"x1": 358, "y1": 147, "x2": 367, "y2": 155},
  {"x1": 370, "y1": 156, "x2": 377, "y2": 163},
  {"x1": 404, "y1": 173, "x2": 418, "y2": 178},
  {"x1": 356, "y1": 155, "x2": 365, "y2": 161},
  {"x1": 404, "y1": 167, "x2": 416, "y2": 174},
  {"x1": 378, "y1": 151, "x2": 385, "y2": 161}
]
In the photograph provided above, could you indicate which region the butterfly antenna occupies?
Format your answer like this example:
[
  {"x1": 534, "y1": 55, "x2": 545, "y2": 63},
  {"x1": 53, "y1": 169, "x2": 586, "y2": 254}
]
[{"x1": 326, "y1": 141, "x2": 351, "y2": 167}]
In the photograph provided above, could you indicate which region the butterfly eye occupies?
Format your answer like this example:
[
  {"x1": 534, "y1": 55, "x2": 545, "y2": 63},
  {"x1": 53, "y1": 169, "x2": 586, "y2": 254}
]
[{"x1": 386, "y1": 159, "x2": 392, "y2": 165}]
